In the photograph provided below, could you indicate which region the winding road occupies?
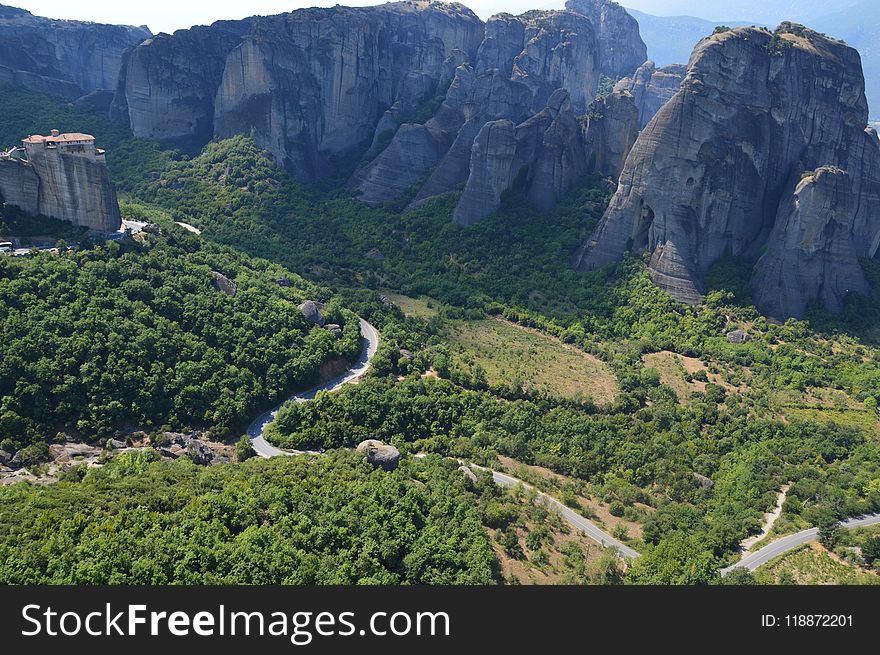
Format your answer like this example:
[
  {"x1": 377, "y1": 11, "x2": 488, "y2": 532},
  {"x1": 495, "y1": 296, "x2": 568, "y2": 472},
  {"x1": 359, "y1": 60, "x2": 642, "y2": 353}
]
[
  {"x1": 246, "y1": 315, "x2": 879, "y2": 572},
  {"x1": 244, "y1": 317, "x2": 639, "y2": 558},
  {"x1": 722, "y1": 513, "x2": 880, "y2": 575},
  {"x1": 247, "y1": 318, "x2": 380, "y2": 458}
]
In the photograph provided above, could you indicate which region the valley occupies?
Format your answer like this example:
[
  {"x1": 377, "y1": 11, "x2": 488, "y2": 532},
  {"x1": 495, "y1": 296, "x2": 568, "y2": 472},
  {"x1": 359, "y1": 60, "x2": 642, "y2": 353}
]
[{"x1": 0, "y1": 0, "x2": 879, "y2": 588}]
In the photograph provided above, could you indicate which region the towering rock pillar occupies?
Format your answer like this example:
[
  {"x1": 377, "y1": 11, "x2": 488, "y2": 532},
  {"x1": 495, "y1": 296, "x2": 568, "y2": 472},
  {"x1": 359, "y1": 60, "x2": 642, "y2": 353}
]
[
  {"x1": 0, "y1": 130, "x2": 121, "y2": 233},
  {"x1": 574, "y1": 24, "x2": 880, "y2": 319}
]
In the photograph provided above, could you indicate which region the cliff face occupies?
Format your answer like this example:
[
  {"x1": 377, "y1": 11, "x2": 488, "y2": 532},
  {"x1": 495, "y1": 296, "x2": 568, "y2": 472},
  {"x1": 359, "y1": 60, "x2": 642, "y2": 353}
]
[
  {"x1": 563, "y1": 0, "x2": 647, "y2": 79},
  {"x1": 0, "y1": 4, "x2": 149, "y2": 98},
  {"x1": 116, "y1": 0, "x2": 645, "y2": 220},
  {"x1": 354, "y1": 2, "x2": 643, "y2": 223},
  {"x1": 26, "y1": 149, "x2": 121, "y2": 233},
  {"x1": 453, "y1": 89, "x2": 589, "y2": 225},
  {"x1": 574, "y1": 24, "x2": 880, "y2": 319},
  {"x1": 0, "y1": 158, "x2": 40, "y2": 215},
  {"x1": 582, "y1": 89, "x2": 641, "y2": 180},
  {"x1": 117, "y1": 2, "x2": 483, "y2": 178},
  {"x1": 0, "y1": 137, "x2": 121, "y2": 233},
  {"x1": 752, "y1": 166, "x2": 874, "y2": 319},
  {"x1": 613, "y1": 60, "x2": 686, "y2": 128},
  {"x1": 118, "y1": 21, "x2": 254, "y2": 148}
]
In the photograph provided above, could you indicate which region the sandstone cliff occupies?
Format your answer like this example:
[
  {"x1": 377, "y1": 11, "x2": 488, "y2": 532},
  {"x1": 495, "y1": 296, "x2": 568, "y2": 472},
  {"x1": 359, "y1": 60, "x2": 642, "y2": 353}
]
[
  {"x1": 582, "y1": 89, "x2": 641, "y2": 181},
  {"x1": 752, "y1": 166, "x2": 874, "y2": 319},
  {"x1": 29, "y1": 151, "x2": 121, "y2": 233},
  {"x1": 0, "y1": 135, "x2": 121, "y2": 233},
  {"x1": 355, "y1": 3, "x2": 643, "y2": 223},
  {"x1": 116, "y1": 2, "x2": 483, "y2": 179},
  {"x1": 563, "y1": 0, "x2": 647, "y2": 79},
  {"x1": 114, "y1": 1, "x2": 646, "y2": 221},
  {"x1": 574, "y1": 24, "x2": 880, "y2": 319},
  {"x1": 0, "y1": 4, "x2": 149, "y2": 98},
  {"x1": 613, "y1": 60, "x2": 686, "y2": 128}
]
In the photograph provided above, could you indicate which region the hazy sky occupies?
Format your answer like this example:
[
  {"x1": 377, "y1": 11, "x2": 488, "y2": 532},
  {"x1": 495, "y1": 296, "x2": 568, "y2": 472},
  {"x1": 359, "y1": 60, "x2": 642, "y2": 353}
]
[
  {"x1": 11, "y1": 1, "x2": 546, "y2": 32},
  {"x1": 10, "y1": 1, "x2": 678, "y2": 34}
]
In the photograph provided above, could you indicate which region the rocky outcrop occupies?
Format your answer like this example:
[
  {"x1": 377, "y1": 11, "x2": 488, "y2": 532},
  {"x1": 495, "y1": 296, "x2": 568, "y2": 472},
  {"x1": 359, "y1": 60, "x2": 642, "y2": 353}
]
[
  {"x1": 0, "y1": 4, "x2": 149, "y2": 98},
  {"x1": 613, "y1": 60, "x2": 686, "y2": 128},
  {"x1": 582, "y1": 89, "x2": 640, "y2": 180},
  {"x1": 753, "y1": 167, "x2": 873, "y2": 319},
  {"x1": 298, "y1": 301, "x2": 326, "y2": 327},
  {"x1": 117, "y1": 2, "x2": 483, "y2": 177},
  {"x1": 0, "y1": 133, "x2": 121, "y2": 233},
  {"x1": 0, "y1": 157, "x2": 40, "y2": 215},
  {"x1": 113, "y1": 1, "x2": 647, "y2": 221},
  {"x1": 211, "y1": 271, "x2": 237, "y2": 297},
  {"x1": 114, "y1": 20, "x2": 255, "y2": 147},
  {"x1": 357, "y1": 439, "x2": 401, "y2": 471},
  {"x1": 726, "y1": 329, "x2": 752, "y2": 344},
  {"x1": 574, "y1": 24, "x2": 880, "y2": 319},
  {"x1": 453, "y1": 89, "x2": 590, "y2": 225},
  {"x1": 564, "y1": 0, "x2": 647, "y2": 79},
  {"x1": 356, "y1": 2, "x2": 646, "y2": 223}
]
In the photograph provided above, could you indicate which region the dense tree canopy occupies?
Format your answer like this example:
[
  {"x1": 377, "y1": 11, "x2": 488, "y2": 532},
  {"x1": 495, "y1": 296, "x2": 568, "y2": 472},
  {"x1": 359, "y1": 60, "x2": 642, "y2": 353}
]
[
  {"x1": 0, "y1": 229, "x2": 361, "y2": 450},
  {"x1": 0, "y1": 451, "x2": 496, "y2": 584}
]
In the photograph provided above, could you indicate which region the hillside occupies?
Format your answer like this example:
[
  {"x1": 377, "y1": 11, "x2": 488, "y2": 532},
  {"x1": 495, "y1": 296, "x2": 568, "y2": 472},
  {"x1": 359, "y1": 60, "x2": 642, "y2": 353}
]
[
  {"x1": 1, "y1": 0, "x2": 880, "y2": 587},
  {"x1": 0, "y1": 216, "x2": 362, "y2": 457}
]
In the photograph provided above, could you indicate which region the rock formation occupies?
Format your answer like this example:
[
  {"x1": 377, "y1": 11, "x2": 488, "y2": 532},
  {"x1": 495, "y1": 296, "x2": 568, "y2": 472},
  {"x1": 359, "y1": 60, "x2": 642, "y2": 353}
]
[
  {"x1": 211, "y1": 271, "x2": 238, "y2": 297},
  {"x1": 613, "y1": 60, "x2": 686, "y2": 128},
  {"x1": 752, "y1": 166, "x2": 874, "y2": 319},
  {"x1": 115, "y1": 2, "x2": 483, "y2": 177},
  {"x1": 298, "y1": 301, "x2": 326, "y2": 326},
  {"x1": 574, "y1": 24, "x2": 880, "y2": 319},
  {"x1": 356, "y1": 439, "x2": 401, "y2": 471},
  {"x1": 356, "y1": 2, "x2": 645, "y2": 223},
  {"x1": 113, "y1": 1, "x2": 646, "y2": 223},
  {"x1": 453, "y1": 89, "x2": 590, "y2": 225},
  {"x1": 0, "y1": 4, "x2": 149, "y2": 98},
  {"x1": 563, "y1": 0, "x2": 647, "y2": 79},
  {"x1": 582, "y1": 89, "x2": 641, "y2": 181},
  {"x1": 0, "y1": 131, "x2": 121, "y2": 232}
]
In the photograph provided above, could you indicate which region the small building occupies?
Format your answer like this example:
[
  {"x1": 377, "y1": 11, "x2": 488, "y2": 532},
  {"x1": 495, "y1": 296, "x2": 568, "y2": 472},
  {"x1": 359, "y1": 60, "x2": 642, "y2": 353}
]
[{"x1": 23, "y1": 130, "x2": 106, "y2": 163}]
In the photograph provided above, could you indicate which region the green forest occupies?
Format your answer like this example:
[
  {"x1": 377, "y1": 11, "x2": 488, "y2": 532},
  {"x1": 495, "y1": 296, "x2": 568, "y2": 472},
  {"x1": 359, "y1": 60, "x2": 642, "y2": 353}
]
[
  {"x1": 2, "y1": 85, "x2": 880, "y2": 584},
  {"x1": 0, "y1": 451, "x2": 496, "y2": 584},
  {"x1": 0, "y1": 220, "x2": 361, "y2": 455}
]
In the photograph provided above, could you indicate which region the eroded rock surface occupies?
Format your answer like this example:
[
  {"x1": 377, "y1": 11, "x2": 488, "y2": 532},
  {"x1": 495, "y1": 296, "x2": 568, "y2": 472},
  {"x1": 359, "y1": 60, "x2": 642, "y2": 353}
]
[
  {"x1": 574, "y1": 24, "x2": 880, "y2": 319},
  {"x1": 0, "y1": 4, "x2": 149, "y2": 98},
  {"x1": 613, "y1": 60, "x2": 686, "y2": 128}
]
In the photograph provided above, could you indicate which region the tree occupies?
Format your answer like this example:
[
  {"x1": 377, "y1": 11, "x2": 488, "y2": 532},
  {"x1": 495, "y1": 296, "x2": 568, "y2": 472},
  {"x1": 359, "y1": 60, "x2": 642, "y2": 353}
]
[
  {"x1": 817, "y1": 515, "x2": 840, "y2": 549},
  {"x1": 627, "y1": 535, "x2": 718, "y2": 585},
  {"x1": 235, "y1": 436, "x2": 256, "y2": 462},
  {"x1": 722, "y1": 568, "x2": 756, "y2": 585},
  {"x1": 862, "y1": 534, "x2": 880, "y2": 565}
]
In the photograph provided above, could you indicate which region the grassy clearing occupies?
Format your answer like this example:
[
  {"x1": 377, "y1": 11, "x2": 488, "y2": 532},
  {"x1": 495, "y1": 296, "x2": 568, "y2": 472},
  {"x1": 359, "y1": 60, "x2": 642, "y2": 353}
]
[
  {"x1": 775, "y1": 388, "x2": 880, "y2": 433},
  {"x1": 754, "y1": 543, "x2": 880, "y2": 585},
  {"x1": 381, "y1": 291, "x2": 442, "y2": 320},
  {"x1": 642, "y1": 351, "x2": 741, "y2": 403},
  {"x1": 443, "y1": 318, "x2": 618, "y2": 404}
]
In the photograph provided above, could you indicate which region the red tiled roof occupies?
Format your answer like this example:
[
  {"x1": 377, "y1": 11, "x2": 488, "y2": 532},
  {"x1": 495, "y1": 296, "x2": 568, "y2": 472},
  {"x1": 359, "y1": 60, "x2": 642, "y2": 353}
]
[{"x1": 24, "y1": 132, "x2": 95, "y2": 144}]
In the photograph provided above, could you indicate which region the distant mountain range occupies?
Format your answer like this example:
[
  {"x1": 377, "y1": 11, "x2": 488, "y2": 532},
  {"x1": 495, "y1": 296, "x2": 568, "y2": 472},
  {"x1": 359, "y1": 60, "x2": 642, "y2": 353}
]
[
  {"x1": 621, "y1": 0, "x2": 864, "y2": 25},
  {"x1": 625, "y1": 1, "x2": 880, "y2": 118}
]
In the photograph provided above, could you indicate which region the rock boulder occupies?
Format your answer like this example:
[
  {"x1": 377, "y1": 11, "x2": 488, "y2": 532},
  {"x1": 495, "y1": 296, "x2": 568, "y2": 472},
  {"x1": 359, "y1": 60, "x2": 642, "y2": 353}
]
[{"x1": 357, "y1": 439, "x2": 401, "y2": 472}]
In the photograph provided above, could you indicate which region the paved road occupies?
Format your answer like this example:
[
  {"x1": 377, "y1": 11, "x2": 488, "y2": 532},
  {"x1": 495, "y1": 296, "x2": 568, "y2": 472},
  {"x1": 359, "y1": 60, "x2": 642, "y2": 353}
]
[
  {"x1": 478, "y1": 467, "x2": 640, "y2": 559},
  {"x1": 722, "y1": 513, "x2": 880, "y2": 575},
  {"x1": 247, "y1": 318, "x2": 380, "y2": 458},
  {"x1": 243, "y1": 316, "x2": 639, "y2": 558}
]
